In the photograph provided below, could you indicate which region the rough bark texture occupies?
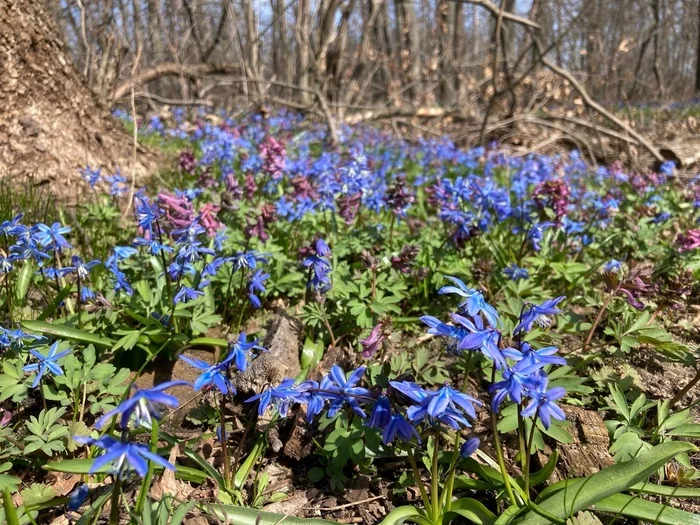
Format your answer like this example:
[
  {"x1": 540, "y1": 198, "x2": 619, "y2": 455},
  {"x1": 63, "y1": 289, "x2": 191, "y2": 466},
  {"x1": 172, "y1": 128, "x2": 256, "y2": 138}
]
[
  {"x1": 0, "y1": 0, "x2": 159, "y2": 203},
  {"x1": 233, "y1": 313, "x2": 303, "y2": 395}
]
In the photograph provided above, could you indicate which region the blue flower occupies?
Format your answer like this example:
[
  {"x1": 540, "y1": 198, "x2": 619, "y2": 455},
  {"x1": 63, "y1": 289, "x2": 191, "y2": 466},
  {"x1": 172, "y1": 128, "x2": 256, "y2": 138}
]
[
  {"x1": 72, "y1": 435, "x2": 174, "y2": 478},
  {"x1": 452, "y1": 313, "x2": 506, "y2": 368},
  {"x1": 488, "y1": 361, "x2": 543, "y2": 413},
  {"x1": 521, "y1": 374, "x2": 567, "y2": 429},
  {"x1": 438, "y1": 276, "x2": 499, "y2": 327},
  {"x1": 134, "y1": 236, "x2": 173, "y2": 256},
  {"x1": 460, "y1": 437, "x2": 480, "y2": 458},
  {"x1": 174, "y1": 285, "x2": 204, "y2": 304},
  {"x1": 248, "y1": 269, "x2": 269, "y2": 309},
  {"x1": 603, "y1": 260, "x2": 622, "y2": 273},
  {"x1": 23, "y1": 341, "x2": 72, "y2": 387},
  {"x1": 221, "y1": 332, "x2": 265, "y2": 372},
  {"x1": 325, "y1": 365, "x2": 371, "y2": 418},
  {"x1": 303, "y1": 254, "x2": 332, "y2": 293},
  {"x1": 0, "y1": 214, "x2": 24, "y2": 237},
  {"x1": 382, "y1": 415, "x2": 420, "y2": 445},
  {"x1": 246, "y1": 378, "x2": 305, "y2": 417},
  {"x1": 502, "y1": 342, "x2": 566, "y2": 367},
  {"x1": 66, "y1": 483, "x2": 89, "y2": 511},
  {"x1": 95, "y1": 380, "x2": 188, "y2": 430},
  {"x1": 179, "y1": 356, "x2": 234, "y2": 394},
  {"x1": 514, "y1": 296, "x2": 565, "y2": 334},
  {"x1": 368, "y1": 395, "x2": 392, "y2": 429},
  {"x1": 231, "y1": 250, "x2": 269, "y2": 271},
  {"x1": 420, "y1": 315, "x2": 469, "y2": 353},
  {"x1": 503, "y1": 264, "x2": 529, "y2": 281},
  {"x1": 33, "y1": 222, "x2": 72, "y2": 251},
  {"x1": 59, "y1": 256, "x2": 100, "y2": 279}
]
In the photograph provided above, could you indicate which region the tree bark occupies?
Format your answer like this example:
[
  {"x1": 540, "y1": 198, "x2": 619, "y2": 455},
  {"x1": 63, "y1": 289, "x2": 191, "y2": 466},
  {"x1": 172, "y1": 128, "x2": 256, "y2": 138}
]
[{"x1": 0, "y1": 0, "x2": 158, "y2": 202}]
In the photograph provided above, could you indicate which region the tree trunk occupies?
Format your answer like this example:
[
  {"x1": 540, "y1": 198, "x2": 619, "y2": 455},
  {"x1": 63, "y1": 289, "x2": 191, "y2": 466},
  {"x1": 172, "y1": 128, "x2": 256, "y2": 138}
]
[
  {"x1": 0, "y1": 0, "x2": 158, "y2": 203},
  {"x1": 295, "y1": 0, "x2": 312, "y2": 105},
  {"x1": 696, "y1": 0, "x2": 700, "y2": 94}
]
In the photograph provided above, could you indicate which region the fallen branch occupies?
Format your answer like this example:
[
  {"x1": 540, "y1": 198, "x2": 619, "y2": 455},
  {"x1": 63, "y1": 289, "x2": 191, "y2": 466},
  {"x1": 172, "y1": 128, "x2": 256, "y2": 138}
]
[{"x1": 112, "y1": 62, "x2": 241, "y2": 101}]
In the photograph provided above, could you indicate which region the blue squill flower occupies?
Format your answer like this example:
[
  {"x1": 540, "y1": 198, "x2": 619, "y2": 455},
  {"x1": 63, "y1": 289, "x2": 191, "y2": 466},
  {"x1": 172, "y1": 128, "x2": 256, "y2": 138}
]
[
  {"x1": 66, "y1": 484, "x2": 89, "y2": 511},
  {"x1": 521, "y1": 374, "x2": 567, "y2": 429},
  {"x1": 59, "y1": 256, "x2": 100, "y2": 279},
  {"x1": 23, "y1": 341, "x2": 72, "y2": 387},
  {"x1": 325, "y1": 365, "x2": 371, "y2": 418},
  {"x1": 382, "y1": 415, "x2": 420, "y2": 445},
  {"x1": 248, "y1": 269, "x2": 269, "y2": 309},
  {"x1": 368, "y1": 395, "x2": 392, "y2": 429},
  {"x1": 174, "y1": 285, "x2": 204, "y2": 304},
  {"x1": 603, "y1": 260, "x2": 622, "y2": 273},
  {"x1": 246, "y1": 378, "x2": 305, "y2": 417},
  {"x1": 452, "y1": 313, "x2": 505, "y2": 368},
  {"x1": 221, "y1": 332, "x2": 265, "y2": 372},
  {"x1": 95, "y1": 380, "x2": 188, "y2": 430},
  {"x1": 72, "y1": 435, "x2": 174, "y2": 478},
  {"x1": 514, "y1": 296, "x2": 565, "y2": 334},
  {"x1": 488, "y1": 361, "x2": 543, "y2": 413},
  {"x1": 460, "y1": 437, "x2": 480, "y2": 458},
  {"x1": 438, "y1": 276, "x2": 499, "y2": 327},
  {"x1": 502, "y1": 342, "x2": 566, "y2": 367},
  {"x1": 503, "y1": 264, "x2": 529, "y2": 281},
  {"x1": 179, "y1": 356, "x2": 234, "y2": 394},
  {"x1": 33, "y1": 222, "x2": 72, "y2": 251}
]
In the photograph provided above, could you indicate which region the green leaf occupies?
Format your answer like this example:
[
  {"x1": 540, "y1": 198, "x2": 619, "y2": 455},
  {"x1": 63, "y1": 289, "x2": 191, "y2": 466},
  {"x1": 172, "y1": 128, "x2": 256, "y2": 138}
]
[
  {"x1": 301, "y1": 337, "x2": 324, "y2": 371},
  {"x1": 15, "y1": 260, "x2": 34, "y2": 303},
  {"x1": 527, "y1": 450, "x2": 559, "y2": 487},
  {"x1": 594, "y1": 493, "x2": 700, "y2": 524},
  {"x1": 188, "y1": 337, "x2": 228, "y2": 348},
  {"x1": 0, "y1": 474, "x2": 20, "y2": 492},
  {"x1": 21, "y1": 321, "x2": 115, "y2": 348},
  {"x1": 234, "y1": 437, "x2": 265, "y2": 489},
  {"x1": 20, "y1": 484, "x2": 55, "y2": 507},
  {"x1": 518, "y1": 441, "x2": 696, "y2": 524},
  {"x1": 629, "y1": 480, "x2": 700, "y2": 498},
  {"x1": 203, "y1": 504, "x2": 339, "y2": 524},
  {"x1": 2, "y1": 489, "x2": 19, "y2": 525},
  {"x1": 667, "y1": 423, "x2": 700, "y2": 438},
  {"x1": 377, "y1": 505, "x2": 431, "y2": 525},
  {"x1": 43, "y1": 458, "x2": 107, "y2": 474},
  {"x1": 443, "y1": 498, "x2": 497, "y2": 524},
  {"x1": 37, "y1": 285, "x2": 72, "y2": 321}
]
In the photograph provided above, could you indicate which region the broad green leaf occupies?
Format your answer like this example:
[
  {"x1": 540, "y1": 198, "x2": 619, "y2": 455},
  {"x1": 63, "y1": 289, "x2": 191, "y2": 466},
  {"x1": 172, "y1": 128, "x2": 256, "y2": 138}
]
[
  {"x1": 443, "y1": 498, "x2": 497, "y2": 524},
  {"x1": 21, "y1": 321, "x2": 114, "y2": 348},
  {"x1": 377, "y1": 505, "x2": 431, "y2": 525},
  {"x1": 203, "y1": 504, "x2": 340, "y2": 524},
  {"x1": 2, "y1": 489, "x2": 19, "y2": 525},
  {"x1": 15, "y1": 260, "x2": 34, "y2": 303},
  {"x1": 188, "y1": 337, "x2": 228, "y2": 348},
  {"x1": 594, "y1": 493, "x2": 700, "y2": 524},
  {"x1": 518, "y1": 441, "x2": 696, "y2": 523}
]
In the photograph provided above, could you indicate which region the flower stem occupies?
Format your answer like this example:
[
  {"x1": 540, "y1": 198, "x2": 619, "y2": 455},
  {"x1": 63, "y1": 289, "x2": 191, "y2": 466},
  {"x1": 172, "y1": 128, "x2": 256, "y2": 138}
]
[
  {"x1": 524, "y1": 416, "x2": 539, "y2": 502},
  {"x1": 490, "y1": 368, "x2": 517, "y2": 507},
  {"x1": 431, "y1": 431, "x2": 440, "y2": 523},
  {"x1": 109, "y1": 477, "x2": 122, "y2": 525},
  {"x1": 218, "y1": 393, "x2": 231, "y2": 489},
  {"x1": 406, "y1": 447, "x2": 431, "y2": 513},
  {"x1": 582, "y1": 289, "x2": 616, "y2": 353},
  {"x1": 135, "y1": 420, "x2": 159, "y2": 513}
]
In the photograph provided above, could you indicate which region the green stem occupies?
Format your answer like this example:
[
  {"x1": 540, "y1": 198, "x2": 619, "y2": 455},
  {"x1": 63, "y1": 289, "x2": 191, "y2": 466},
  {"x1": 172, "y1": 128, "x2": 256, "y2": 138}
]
[
  {"x1": 218, "y1": 393, "x2": 231, "y2": 489},
  {"x1": 109, "y1": 477, "x2": 122, "y2": 525},
  {"x1": 490, "y1": 369, "x2": 518, "y2": 507},
  {"x1": 517, "y1": 405, "x2": 527, "y2": 470},
  {"x1": 406, "y1": 448, "x2": 431, "y2": 513},
  {"x1": 524, "y1": 416, "x2": 539, "y2": 502},
  {"x1": 76, "y1": 275, "x2": 82, "y2": 329},
  {"x1": 431, "y1": 431, "x2": 440, "y2": 523},
  {"x1": 135, "y1": 420, "x2": 159, "y2": 513}
]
